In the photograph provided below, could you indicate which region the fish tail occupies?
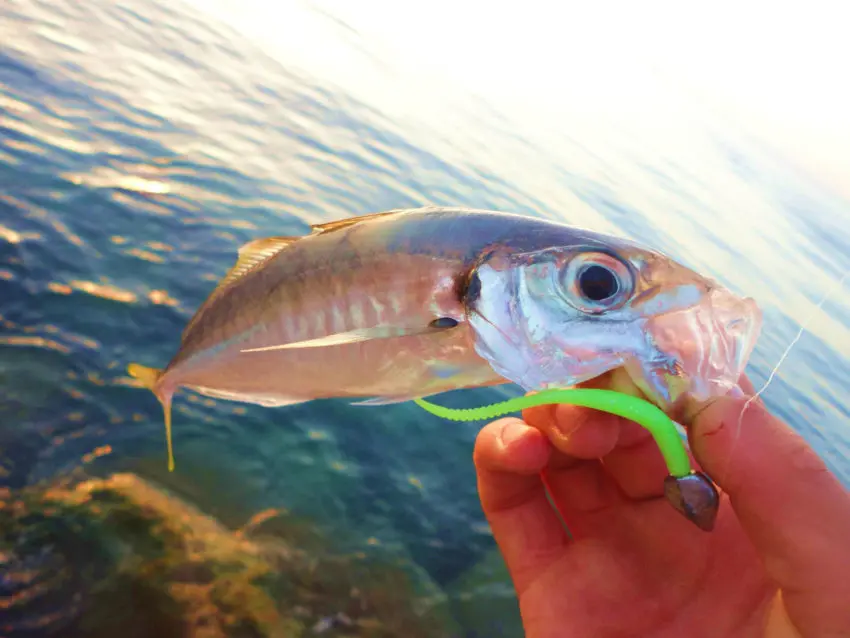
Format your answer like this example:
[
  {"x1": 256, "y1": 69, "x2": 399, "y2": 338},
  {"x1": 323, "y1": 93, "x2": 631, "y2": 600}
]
[
  {"x1": 128, "y1": 363, "x2": 163, "y2": 389},
  {"x1": 127, "y1": 363, "x2": 176, "y2": 472}
]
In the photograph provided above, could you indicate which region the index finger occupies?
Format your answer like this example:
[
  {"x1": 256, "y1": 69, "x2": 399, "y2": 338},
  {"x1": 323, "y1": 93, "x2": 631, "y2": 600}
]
[
  {"x1": 521, "y1": 368, "x2": 643, "y2": 460},
  {"x1": 690, "y1": 397, "x2": 850, "y2": 635},
  {"x1": 523, "y1": 402, "x2": 622, "y2": 460}
]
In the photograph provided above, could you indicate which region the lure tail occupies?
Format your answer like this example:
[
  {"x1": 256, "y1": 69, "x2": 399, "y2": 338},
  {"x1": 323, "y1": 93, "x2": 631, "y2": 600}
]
[{"x1": 128, "y1": 363, "x2": 176, "y2": 472}]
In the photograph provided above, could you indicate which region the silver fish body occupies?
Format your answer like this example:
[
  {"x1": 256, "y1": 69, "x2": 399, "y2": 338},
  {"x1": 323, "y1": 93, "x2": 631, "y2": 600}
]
[{"x1": 130, "y1": 207, "x2": 761, "y2": 422}]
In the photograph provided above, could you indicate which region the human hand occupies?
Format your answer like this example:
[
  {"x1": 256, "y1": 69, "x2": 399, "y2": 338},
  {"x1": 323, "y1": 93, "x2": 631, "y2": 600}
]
[{"x1": 473, "y1": 373, "x2": 850, "y2": 637}]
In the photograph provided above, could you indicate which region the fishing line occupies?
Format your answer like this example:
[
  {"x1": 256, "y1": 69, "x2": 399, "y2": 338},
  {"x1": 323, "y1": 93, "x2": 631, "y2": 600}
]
[{"x1": 728, "y1": 271, "x2": 848, "y2": 473}]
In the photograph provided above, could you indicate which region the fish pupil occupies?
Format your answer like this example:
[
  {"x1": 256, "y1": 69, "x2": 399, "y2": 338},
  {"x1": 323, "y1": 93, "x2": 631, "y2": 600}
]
[{"x1": 578, "y1": 264, "x2": 618, "y2": 302}]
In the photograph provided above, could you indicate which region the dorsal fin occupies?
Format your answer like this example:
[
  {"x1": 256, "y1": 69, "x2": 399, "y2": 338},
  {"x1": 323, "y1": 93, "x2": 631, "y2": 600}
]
[
  {"x1": 310, "y1": 210, "x2": 400, "y2": 235},
  {"x1": 179, "y1": 236, "x2": 296, "y2": 343},
  {"x1": 218, "y1": 236, "x2": 297, "y2": 289},
  {"x1": 179, "y1": 211, "x2": 404, "y2": 344}
]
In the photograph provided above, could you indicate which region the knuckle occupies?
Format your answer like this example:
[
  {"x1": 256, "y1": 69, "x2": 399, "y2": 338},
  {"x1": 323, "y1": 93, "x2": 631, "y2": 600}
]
[{"x1": 783, "y1": 433, "x2": 829, "y2": 476}]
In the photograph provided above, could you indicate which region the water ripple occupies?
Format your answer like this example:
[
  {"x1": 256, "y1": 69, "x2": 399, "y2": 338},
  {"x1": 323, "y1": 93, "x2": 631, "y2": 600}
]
[{"x1": 1, "y1": 0, "x2": 849, "y2": 635}]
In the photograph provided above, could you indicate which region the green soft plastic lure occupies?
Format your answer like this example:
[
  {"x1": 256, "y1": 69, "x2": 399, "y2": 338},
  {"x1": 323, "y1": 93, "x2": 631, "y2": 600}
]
[{"x1": 414, "y1": 389, "x2": 720, "y2": 532}]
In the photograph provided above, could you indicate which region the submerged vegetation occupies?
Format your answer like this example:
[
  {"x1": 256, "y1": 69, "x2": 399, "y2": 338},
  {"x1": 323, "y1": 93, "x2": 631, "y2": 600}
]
[{"x1": 0, "y1": 471, "x2": 462, "y2": 637}]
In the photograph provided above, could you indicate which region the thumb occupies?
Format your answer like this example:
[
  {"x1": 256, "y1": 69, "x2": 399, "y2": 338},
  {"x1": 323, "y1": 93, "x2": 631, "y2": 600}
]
[
  {"x1": 689, "y1": 396, "x2": 850, "y2": 636},
  {"x1": 473, "y1": 418, "x2": 569, "y2": 595}
]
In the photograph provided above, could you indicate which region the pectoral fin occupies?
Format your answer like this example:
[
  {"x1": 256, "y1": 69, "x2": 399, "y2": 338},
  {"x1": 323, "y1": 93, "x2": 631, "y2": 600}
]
[
  {"x1": 188, "y1": 385, "x2": 308, "y2": 407},
  {"x1": 240, "y1": 319, "x2": 459, "y2": 353},
  {"x1": 349, "y1": 396, "x2": 422, "y2": 406}
]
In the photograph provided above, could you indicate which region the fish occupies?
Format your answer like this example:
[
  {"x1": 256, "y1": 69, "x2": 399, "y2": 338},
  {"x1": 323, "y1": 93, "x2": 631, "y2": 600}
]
[{"x1": 128, "y1": 207, "x2": 762, "y2": 470}]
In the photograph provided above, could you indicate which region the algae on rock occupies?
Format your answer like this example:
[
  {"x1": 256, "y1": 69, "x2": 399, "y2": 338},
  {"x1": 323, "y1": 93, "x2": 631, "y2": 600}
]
[{"x1": 0, "y1": 471, "x2": 462, "y2": 637}]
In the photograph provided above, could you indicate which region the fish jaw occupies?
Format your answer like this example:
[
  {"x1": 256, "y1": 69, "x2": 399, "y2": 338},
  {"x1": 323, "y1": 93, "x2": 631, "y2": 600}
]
[{"x1": 624, "y1": 285, "x2": 762, "y2": 412}]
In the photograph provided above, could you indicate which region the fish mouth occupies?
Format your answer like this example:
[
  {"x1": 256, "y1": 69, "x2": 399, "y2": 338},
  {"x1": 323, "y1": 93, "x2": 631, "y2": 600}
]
[{"x1": 625, "y1": 286, "x2": 763, "y2": 417}]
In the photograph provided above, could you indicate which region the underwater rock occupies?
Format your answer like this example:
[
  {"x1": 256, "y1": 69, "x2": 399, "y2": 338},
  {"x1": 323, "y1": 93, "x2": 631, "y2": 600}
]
[{"x1": 0, "y1": 472, "x2": 462, "y2": 637}]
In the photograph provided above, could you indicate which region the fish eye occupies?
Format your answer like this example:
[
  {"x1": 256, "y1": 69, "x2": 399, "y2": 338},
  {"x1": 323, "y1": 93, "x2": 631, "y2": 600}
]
[
  {"x1": 561, "y1": 252, "x2": 634, "y2": 314},
  {"x1": 578, "y1": 264, "x2": 618, "y2": 301}
]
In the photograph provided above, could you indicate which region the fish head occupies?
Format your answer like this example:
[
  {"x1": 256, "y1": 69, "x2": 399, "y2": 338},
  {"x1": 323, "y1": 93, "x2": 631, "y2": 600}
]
[{"x1": 464, "y1": 239, "x2": 762, "y2": 414}]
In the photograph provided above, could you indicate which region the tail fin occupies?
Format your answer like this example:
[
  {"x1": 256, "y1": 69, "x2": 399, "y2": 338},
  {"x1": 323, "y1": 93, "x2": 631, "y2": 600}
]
[
  {"x1": 128, "y1": 363, "x2": 162, "y2": 389},
  {"x1": 128, "y1": 363, "x2": 176, "y2": 472}
]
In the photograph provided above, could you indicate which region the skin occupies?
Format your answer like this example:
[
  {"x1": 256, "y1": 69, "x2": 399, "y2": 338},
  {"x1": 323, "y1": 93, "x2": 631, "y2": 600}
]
[{"x1": 473, "y1": 372, "x2": 850, "y2": 637}]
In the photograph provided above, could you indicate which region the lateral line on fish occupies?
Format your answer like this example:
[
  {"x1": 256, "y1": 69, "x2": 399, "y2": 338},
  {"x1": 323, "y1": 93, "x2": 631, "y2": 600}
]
[{"x1": 729, "y1": 271, "x2": 848, "y2": 475}]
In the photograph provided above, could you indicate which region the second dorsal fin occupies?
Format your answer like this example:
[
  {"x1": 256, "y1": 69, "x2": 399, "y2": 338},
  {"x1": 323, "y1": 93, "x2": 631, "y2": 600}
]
[
  {"x1": 218, "y1": 236, "x2": 297, "y2": 289},
  {"x1": 180, "y1": 237, "x2": 296, "y2": 342}
]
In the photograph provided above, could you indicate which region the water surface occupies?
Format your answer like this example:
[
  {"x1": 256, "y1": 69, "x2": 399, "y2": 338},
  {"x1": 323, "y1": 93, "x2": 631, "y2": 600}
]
[{"x1": 1, "y1": 0, "x2": 849, "y2": 635}]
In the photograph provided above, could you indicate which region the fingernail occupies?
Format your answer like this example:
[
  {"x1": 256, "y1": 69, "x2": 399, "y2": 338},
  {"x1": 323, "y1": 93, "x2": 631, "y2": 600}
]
[
  {"x1": 551, "y1": 412, "x2": 582, "y2": 440},
  {"x1": 499, "y1": 420, "x2": 528, "y2": 447},
  {"x1": 552, "y1": 425, "x2": 578, "y2": 443}
]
